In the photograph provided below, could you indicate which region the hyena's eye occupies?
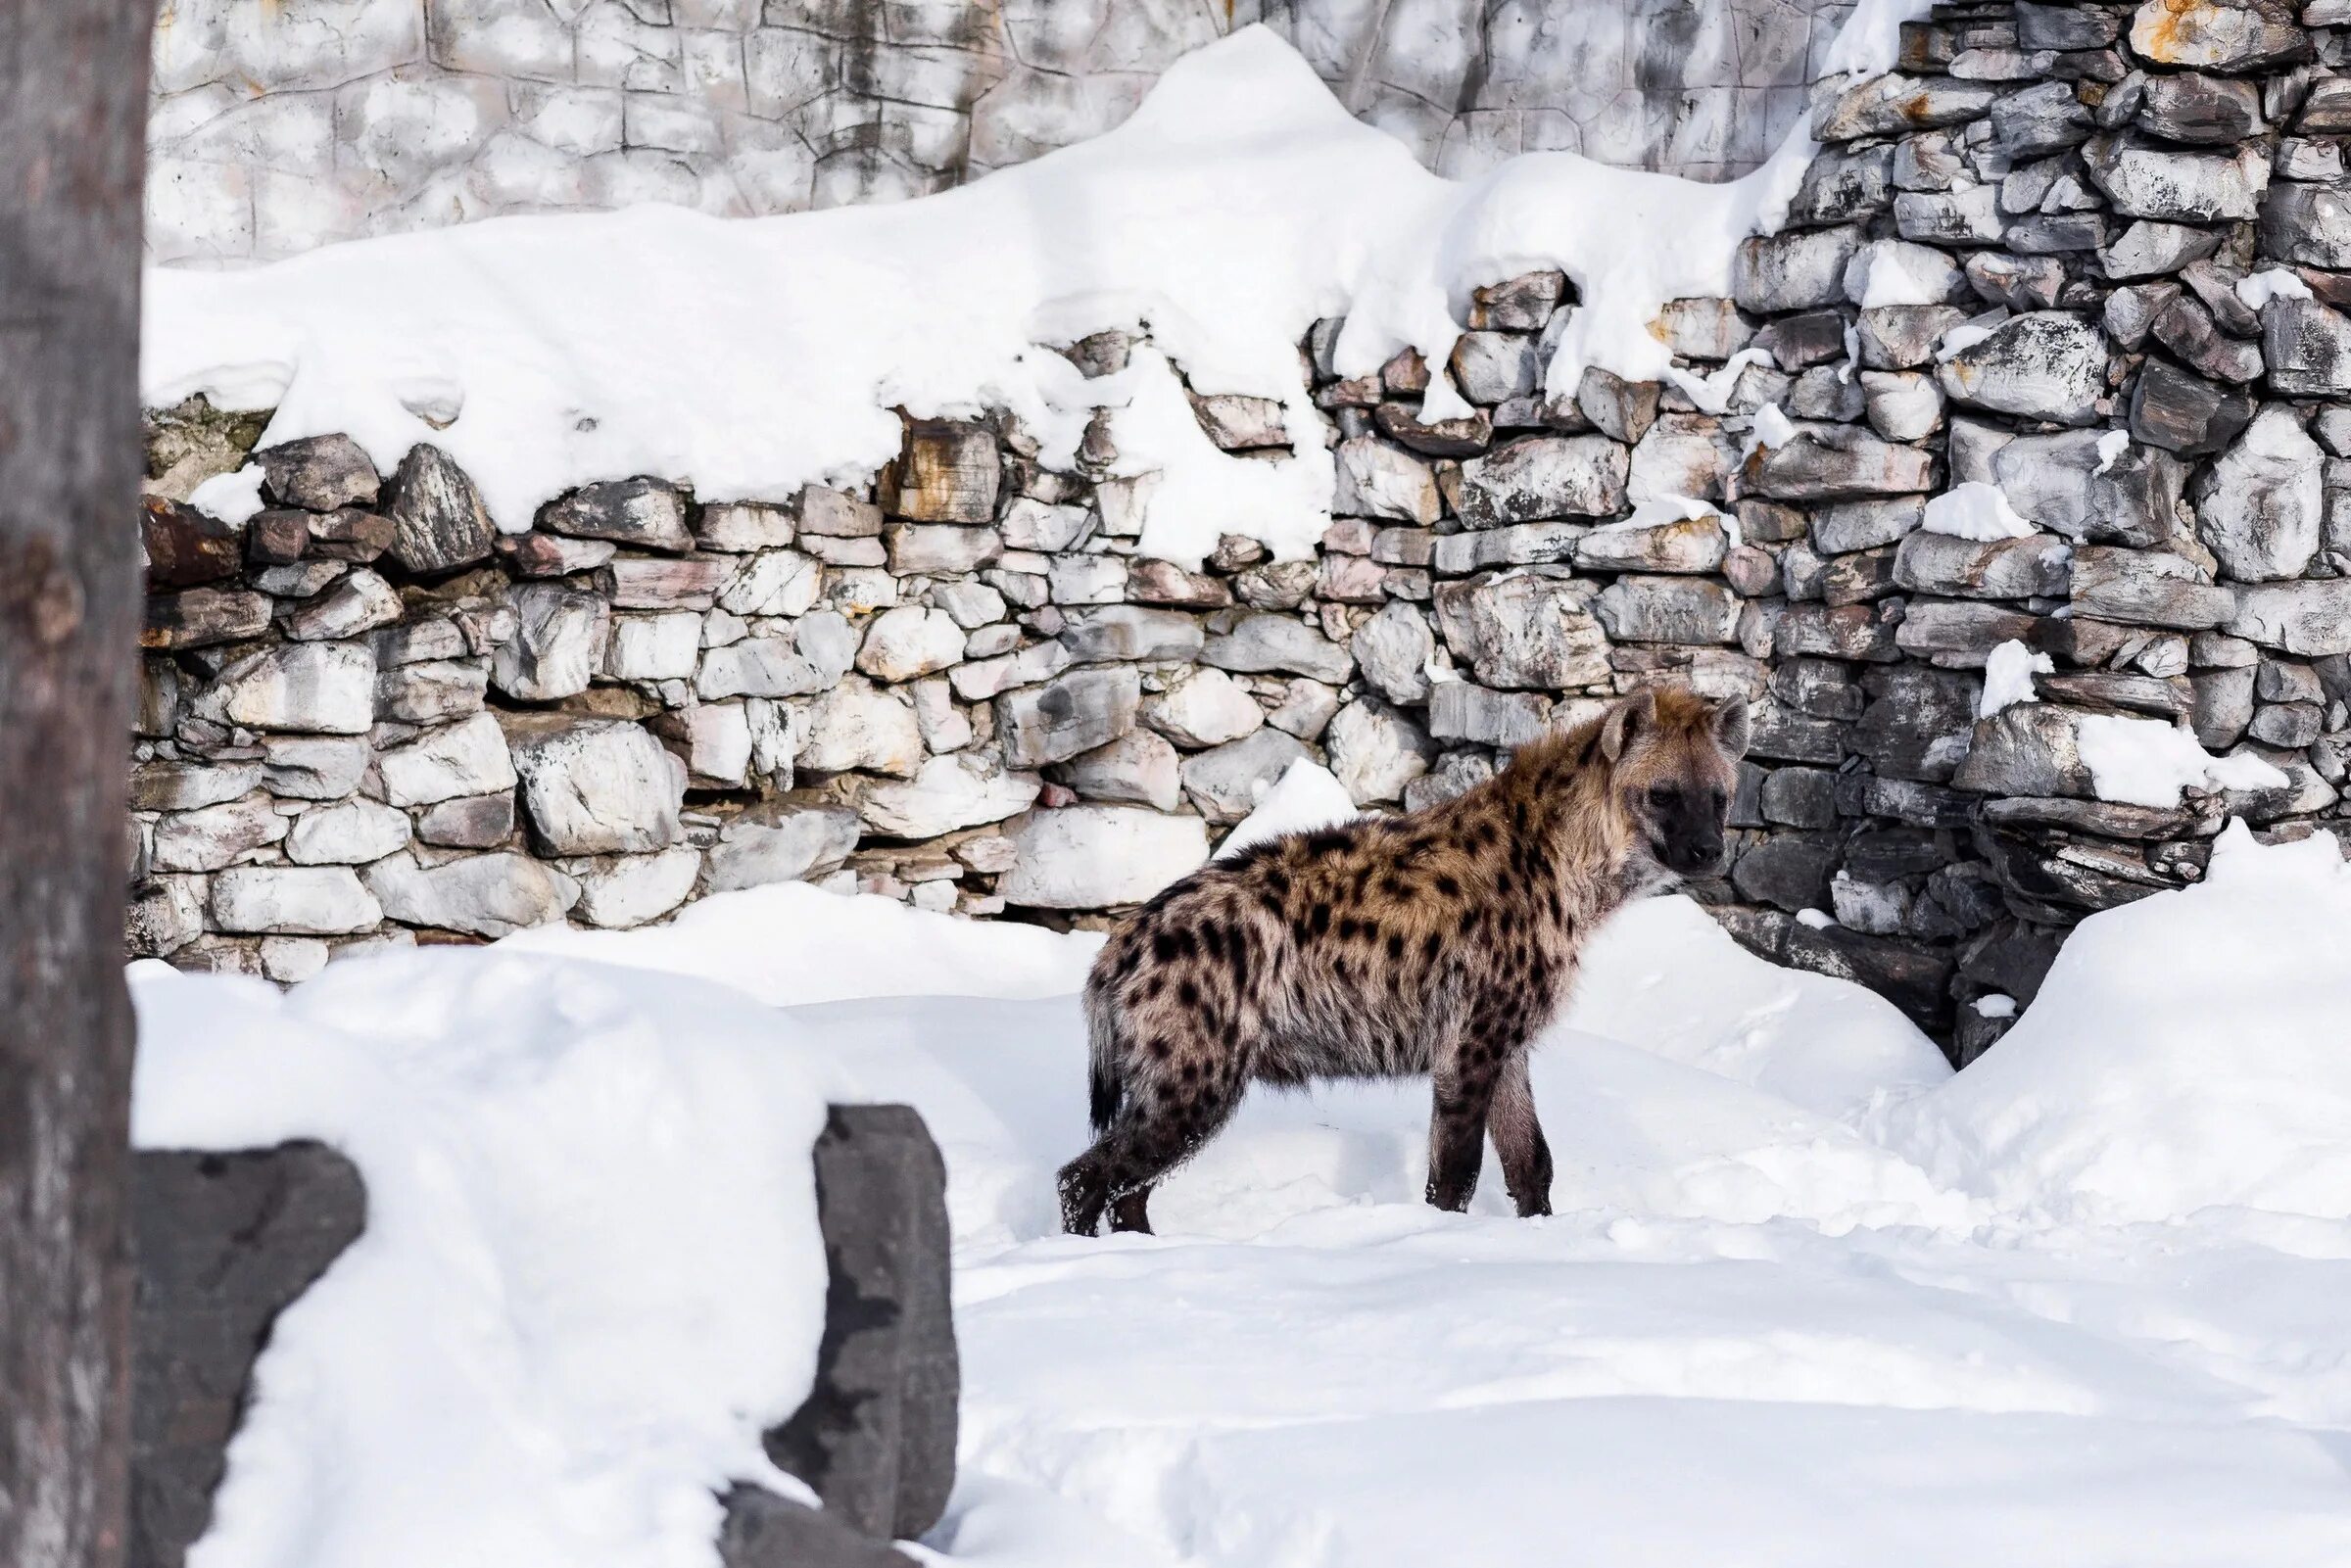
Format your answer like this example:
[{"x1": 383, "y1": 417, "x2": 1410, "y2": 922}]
[
  {"x1": 1647, "y1": 783, "x2": 1676, "y2": 807},
  {"x1": 1710, "y1": 786, "x2": 1727, "y2": 810}
]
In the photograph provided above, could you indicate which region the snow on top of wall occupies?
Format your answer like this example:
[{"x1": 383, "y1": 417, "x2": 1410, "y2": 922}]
[{"x1": 142, "y1": 11, "x2": 1924, "y2": 568}]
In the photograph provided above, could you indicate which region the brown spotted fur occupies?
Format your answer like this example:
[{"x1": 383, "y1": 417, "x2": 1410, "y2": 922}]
[{"x1": 1058, "y1": 684, "x2": 1751, "y2": 1235}]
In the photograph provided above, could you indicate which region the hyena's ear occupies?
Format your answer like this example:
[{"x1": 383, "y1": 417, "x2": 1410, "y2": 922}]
[
  {"x1": 1712, "y1": 694, "x2": 1752, "y2": 757},
  {"x1": 1600, "y1": 689, "x2": 1657, "y2": 763}
]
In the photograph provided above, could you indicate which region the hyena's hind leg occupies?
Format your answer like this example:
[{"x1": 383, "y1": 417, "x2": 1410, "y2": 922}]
[
  {"x1": 1487, "y1": 1049, "x2": 1554, "y2": 1218},
  {"x1": 1424, "y1": 994, "x2": 1539, "y2": 1213},
  {"x1": 1056, "y1": 1045, "x2": 1247, "y2": 1236}
]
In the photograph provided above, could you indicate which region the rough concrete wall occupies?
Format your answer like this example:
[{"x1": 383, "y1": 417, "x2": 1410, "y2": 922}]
[{"x1": 145, "y1": 0, "x2": 1847, "y2": 264}]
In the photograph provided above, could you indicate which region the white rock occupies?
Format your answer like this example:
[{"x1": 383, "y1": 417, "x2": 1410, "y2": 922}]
[
  {"x1": 604, "y1": 611, "x2": 704, "y2": 681},
  {"x1": 1055, "y1": 730, "x2": 1183, "y2": 812},
  {"x1": 571, "y1": 847, "x2": 703, "y2": 929},
  {"x1": 364, "y1": 852, "x2": 579, "y2": 937},
  {"x1": 704, "y1": 802, "x2": 861, "y2": 893},
  {"x1": 1325, "y1": 698, "x2": 1437, "y2": 806},
  {"x1": 492, "y1": 582, "x2": 609, "y2": 701},
  {"x1": 152, "y1": 794, "x2": 289, "y2": 873},
  {"x1": 1140, "y1": 667, "x2": 1264, "y2": 747},
  {"x1": 377, "y1": 713, "x2": 519, "y2": 807},
  {"x1": 505, "y1": 718, "x2": 685, "y2": 855},
  {"x1": 849, "y1": 752, "x2": 1042, "y2": 837},
  {"x1": 997, "y1": 806, "x2": 1211, "y2": 909},
  {"x1": 794, "y1": 677, "x2": 925, "y2": 777},
  {"x1": 211, "y1": 866, "x2": 382, "y2": 936},
  {"x1": 855, "y1": 605, "x2": 967, "y2": 682},
  {"x1": 718, "y1": 548, "x2": 821, "y2": 617},
  {"x1": 216, "y1": 641, "x2": 376, "y2": 735},
  {"x1": 285, "y1": 799, "x2": 412, "y2": 865}
]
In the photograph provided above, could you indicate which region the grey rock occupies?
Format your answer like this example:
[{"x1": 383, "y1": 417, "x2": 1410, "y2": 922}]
[
  {"x1": 569, "y1": 848, "x2": 703, "y2": 929},
  {"x1": 718, "y1": 1487, "x2": 913, "y2": 1568},
  {"x1": 216, "y1": 641, "x2": 376, "y2": 735},
  {"x1": 2261, "y1": 296, "x2": 2351, "y2": 396},
  {"x1": 391, "y1": 786, "x2": 510, "y2": 852},
  {"x1": 492, "y1": 582, "x2": 609, "y2": 701},
  {"x1": 1433, "y1": 569, "x2": 1611, "y2": 687},
  {"x1": 1201, "y1": 614, "x2": 1355, "y2": 684},
  {"x1": 152, "y1": 795, "x2": 287, "y2": 873},
  {"x1": 2130, "y1": 358, "x2": 2256, "y2": 454},
  {"x1": 125, "y1": 878, "x2": 207, "y2": 959},
  {"x1": 2151, "y1": 294, "x2": 2264, "y2": 384},
  {"x1": 1952, "y1": 702, "x2": 2093, "y2": 797},
  {"x1": 1895, "y1": 599, "x2": 2042, "y2": 666},
  {"x1": 1056, "y1": 606, "x2": 1204, "y2": 664},
  {"x1": 2126, "y1": 0, "x2": 2308, "y2": 71},
  {"x1": 1731, "y1": 834, "x2": 1838, "y2": 912},
  {"x1": 1895, "y1": 531, "x2": 2073, "y2": 598},
  {"x1": 1812, "y1": 76, "x2": 1999, "y2": 142},
  {"x1": 1652, "y1": 298, "x2": 1755, "y2": 361},
  {"x1": 1741, "y1": 423, "x2": 1935, "y2": 499},
  {"x1": 259, "y1": 735, "x2": 369, "y2": 800},
  {"x1": 1372, "y1": 402, "x2": 1493, "y2": 457},
  {"x1": 600, "y1": 556, "x2": 734, "y2": 610},
  {"x1": 1331, "y1": 437, "x2": 1442, "y2": 523},
  {"x1": 1788, "y1": 143, "x2": 1896, "y2": 226},
  {"x1": 283, "y1": 568, "x2": 403, "y2": 642},
  {"x1": 2071, "y1": 546, "x2": 2237, "y2": 629},
  {"x1": 2021, "y1": 1, "x2": 2120, "y2": 49},
  {"x1": 365, "y1": 852, "x2": 579, "y2": 937},
  {"x1": 1777, "y1": 601, "x2": 1905, "y2": 661},
  {"x1": 1936, "y1": 312, "x2": 2107, "y2": 426},
  {"x1": 1573, "y1": 514, "x2": 1727, "y2": 574},
  {"x1": 1449, "y1": 332, "x2": 1541, "y2": 404},
  {"x1": 211, "y1": 866, "x2": 381, "y2": 935},
  {"x1": 1895, "y1": 186, "x2": 2004, "y2": 245},
  {"x1": 1595, "y1": 576, "x2": 1740, "y2": 644},
  {"x1": 1991, "y1": 429, "x2": 2185, "y2": 546},
  {"x1": 2083, "y1": 134, "x2": 2268, "y2": 221},
  {"x1": 256, "y1": 434, "x2": 379, "y2": 511},
  {"x1": 383, "y1": 443, "x2": 496, "y2": 575},
  {"x1": 855, "y1": 606, "x2": 967, "y2": 682},
  {"x1": 1853, "y1": 667, "x2": 1982, "y2": 783},
  {"x1": 1814, "y1": 498, "x2": 1925, "y2": 555},
  {"x1": 2194, "y1": 405, "x2": 2324, "y2": 581},
  {"x1": 694, "y1": 501, "x2": 797, "y2": 552},
  {"x1": 2229, "y1": 579, "x2": 2351, "y2": 653},
  {"x1": 2100, "y1": 219, "x2": 2226, "y2": 280},
  {"x1": 2260, "y1": 182, "x2": 2351, "y2": 269},
  {"x1": 1427, "y1": 682, "x2": 1551, "y2": 746},
  {"x1": 885, "y1": 523, "x2": 1000, "y2": 576},
  {"x1": 1629, "y1": 413, "x2": 1734, "y2": 503},
  {"x1": 699, "y1": 637, "x2": 827, "y2": 701},
  {"x1": 131, "y1": 1145, "x2": 366, "y2": 1568},
  {"x1": 1433, "y1": 520, "x2": 1586, "y2": 574},
  {"x1": 2137, "y1": 71, "x2": 2264, "y2": 142},
  {"x1": 604, "y1": 612, "x2": 704, "y2": 683},
  {"x1": 705, "y1": 803, "x2": 861, "y2": 894},
  {"x1": 719, "y1": 550, "x2": 823, "y2": 618},
  {"x1": 1966, "y1": 254, "x2": 2066, "y2": 312},
  {"x1": 506, "y1": 717, "x2": 684, "y2": 856},
  {"x1": 1190, "y1": 392, "x2": 1290, "y2": 450},
  {"x1": 130, "y1": 760, "x2": 264, "y2": 813},
  {"x1": 2193, "y1": 664, "x2": 2258, "y2": 745},
  {"x1": 1733, "y1": 225, "x2": 1865, "y2": 312},
  {"x1": 1994, "y1": 80, "x2": 2094, "y2": 159},
  {"x1": 1456, "y1": 435, "x2": 1629, "y2": 526},
  {"x1": 762, "y1": 1105, "x2": 957, "y2": 1544},
  {"x1": 1179, "y1": 728, "x2": 1311, "y2": 823},
  {"x1": 1054, "y1": 730, "x2": 1182, "y2": 812},
  {"x1": 996, "y1": 666, "x2": 1140, "y2": 767},
  {"x1": 375, "y1": 658, "x2": 489, "y2": 724}
]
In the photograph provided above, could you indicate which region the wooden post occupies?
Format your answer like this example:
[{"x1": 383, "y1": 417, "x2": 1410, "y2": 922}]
[{"x1": 1, "y1": 3, "x2": 154, "y2": 1565}]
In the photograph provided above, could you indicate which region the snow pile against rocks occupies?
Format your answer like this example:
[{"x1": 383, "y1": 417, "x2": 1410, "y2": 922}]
[
  {"x1": 130, "y1": 949, "x2": 839, "y2": 1568},
  {"x1": 140, "y1": 11, "x2": 1924, "y2": 565},
  {"x1": 133, "y1": 797, "x2": 2351, "y2": 1566},
  {"x1": 1881, "y1": 823, "x2": 2351, "y2": 1225}
]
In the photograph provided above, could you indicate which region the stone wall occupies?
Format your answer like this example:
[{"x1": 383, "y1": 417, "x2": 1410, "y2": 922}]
[
  {"x1": 145, "y1": 0, "x2": 1848, "y2": 264},
  {"x1": 131, "y1": 0, "x2": 2351, "y2": 1063}
]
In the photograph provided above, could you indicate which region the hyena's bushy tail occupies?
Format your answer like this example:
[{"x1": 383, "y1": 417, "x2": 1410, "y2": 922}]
[{"x1": 1081, "y1": 980, "x2": 1126, "y2": 1135}]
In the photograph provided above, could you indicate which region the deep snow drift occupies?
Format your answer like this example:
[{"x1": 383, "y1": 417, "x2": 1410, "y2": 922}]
[
  {"x1": 141, "y1": 10, "x2": 1924, "y2": 566},
  {"x1": 132, "y1": 797, "x2": 2351, "y2": 1567}
]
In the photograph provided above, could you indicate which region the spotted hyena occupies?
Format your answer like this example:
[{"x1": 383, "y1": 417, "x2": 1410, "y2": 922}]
[{"x1": 1056, "y1": 684, "x2": 1751, "y2": 1236}]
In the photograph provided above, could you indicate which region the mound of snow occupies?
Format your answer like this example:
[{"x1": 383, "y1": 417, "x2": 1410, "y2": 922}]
[
  {"x1": 2076, "y1": 713, "x2": 2287, "y2": 807},
  {"x1": 143, "y1": 12, "x2": 1924, "y2": 566},
  {"x1": 1882, "y1": 824, "x2": 2351, "y2": 1223},
  {"x1": 1923, "y1": 480, "x2": 2036, "y2": 540},
  {"x1": 131, "y1": 950, "x2": 840, "y2": 1568}
]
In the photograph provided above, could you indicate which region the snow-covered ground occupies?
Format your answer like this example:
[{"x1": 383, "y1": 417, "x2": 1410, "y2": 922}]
[{"x1": 133, "y1": 793, "x2": 2351, "y2": 1568}]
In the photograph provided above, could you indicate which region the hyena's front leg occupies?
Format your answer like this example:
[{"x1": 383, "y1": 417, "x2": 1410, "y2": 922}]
[{"x1": 1487, "y1": 1049, "x2": 1553, "y2": 1218}]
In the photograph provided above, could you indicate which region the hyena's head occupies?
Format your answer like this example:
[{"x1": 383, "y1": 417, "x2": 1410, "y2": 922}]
[{"x1": 1600, "y1": 686, "x2": 1751, "y2": 879}]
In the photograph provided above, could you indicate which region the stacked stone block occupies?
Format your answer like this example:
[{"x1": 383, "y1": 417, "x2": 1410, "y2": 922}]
[{"x1": 130, "y1": 0, "x2": 2351, "y2": 1064}]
